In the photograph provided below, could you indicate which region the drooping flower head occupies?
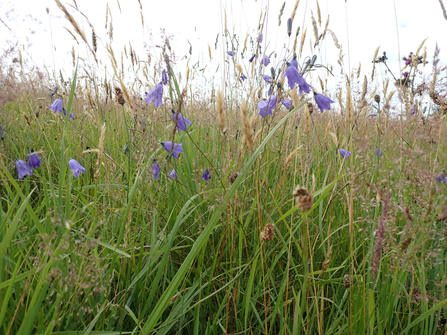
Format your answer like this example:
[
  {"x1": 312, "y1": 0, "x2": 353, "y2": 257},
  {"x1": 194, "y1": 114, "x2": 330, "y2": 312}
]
[
  {"x1": 169, "y1": 169, "x2": 178, "y2": 179},
  {"x1": 28, "y1": 152, "x2": 41, "y2": 169},
  {"x1": 339, "y1": 149, "x2": 351, "y2": 159},
  {"x1": 49, "y1": 99, "x2": 63, "y2": 114},
  {"x1": 152, "y1": 160, "x2": 161, "y2": 180},
  {"x1": 436, "y1": 172, "x2": 447, "y2": 184},
  {"x1": 62, "y1": 108, "x2": 74, "y2": 119},
  {"x1": 68, "y1": 159, "x2": 86, "y2": 178},
  {"x1": 162, "y1": 71, "x2": 168, "y2": 85},
  {"x1": 314, "y1": 92, "x2": 334, "y2": 113},
  {"x1": 161, "y1": 141, "x2": 184, "y2": 159},
  {"x1": 227, "y1": 51, "x2": 235, "y2": 56},
  {"x1": 282, "y1": 100, "x2": 292, "y2": 109},
  {"x1": 258, "y1": 95, "x2": 281, "y2": 119},
  {"x1": 263, "y1": 75, "x2": 272, "y2": 84},
  {"x1": 172, "y1": 110, "x2": 192, "y2": 133},
  {"x1": 290, "y1": 54, "x2": 298, "y2": 70},
  {"x1": 376, "y1": 147, "x2": 383, "y2": 157},
  {"x1": 16, "y1": 160, "x2": 33, "y2": 179},
  {"x1": 283, "y1": 64, "x2": 312, "y2": 94},
  {"x1": 145, "y1": 83, "x2": 164, "y2": 108},
  {"x1": 202, "y1": 169, "x2": 211, "y2": 182},
  {"x1": 261, "y1": 55, "x2": 270, "y2": 66}
]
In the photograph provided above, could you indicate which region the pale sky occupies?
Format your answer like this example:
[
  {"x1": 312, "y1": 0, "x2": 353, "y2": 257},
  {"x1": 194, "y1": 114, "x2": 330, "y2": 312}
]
[{"x1": 1, "y1": 0, "x2": 446, "y2": 96}]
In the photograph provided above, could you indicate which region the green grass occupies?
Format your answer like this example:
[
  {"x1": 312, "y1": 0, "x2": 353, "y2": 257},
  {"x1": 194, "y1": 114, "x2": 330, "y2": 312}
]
[{"x1": 1, "y1": 5, "x2": 447, "y2": 334}]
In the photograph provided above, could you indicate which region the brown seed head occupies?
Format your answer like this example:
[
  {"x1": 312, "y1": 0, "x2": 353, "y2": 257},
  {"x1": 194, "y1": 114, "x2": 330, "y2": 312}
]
[
  {"x1": 229, "y1": 172, "x2": 239, "y2": 184},
  {"x1": 343, "y1": 274, "x2": 351, "y2": 288},
  {"x1": 374, "y1": 94, "x2": 381, "y2": 103},
  {"x1": 293, "y1": 187, "x2": 313, "y2": 212},
  {"x1": 114, "y1": 87, "x2": 125, "y2": 105},
  {"x1": 260, "y1": 223, "x2": 275, "y2": 242}
]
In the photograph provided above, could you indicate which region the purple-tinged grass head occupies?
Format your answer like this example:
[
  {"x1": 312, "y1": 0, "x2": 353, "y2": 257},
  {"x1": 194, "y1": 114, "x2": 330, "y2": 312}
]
[
  {"x1": 314, "y1": 92, "x2": 334, "y2": 113},
  {"x1": 49, "y1": 99, "x2": 63, "y2": 114},
  {"x1": 161, "y1": 141, "x2": 183, "y2": 159},
  {"x1": 339, "y1": 149, "x2": 351, "y2": 159},
  {"x1": 152, "y1": 160, "x2": 161, "y2": 180},
  {"x1": 68, "y1": 159, "x2": 86, "y2": 178},
  {"x1": 28, "y1": 152, "x2": 41, "y2": 169},
  {"x1": 202, "y1": 169, "x2": 211, "y2": 182},
  {"x1": 16, "y1": 160, "x2": 33, "y2": 179}
]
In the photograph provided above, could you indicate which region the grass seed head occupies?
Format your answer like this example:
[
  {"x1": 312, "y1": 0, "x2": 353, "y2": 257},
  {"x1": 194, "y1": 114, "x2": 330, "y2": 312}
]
[
  {"x1": 260, "y1": 223, "x2": 275, "y2": 242},
  {"x1": 293, "y1": 187, "x2": 313, "y2": 212}
]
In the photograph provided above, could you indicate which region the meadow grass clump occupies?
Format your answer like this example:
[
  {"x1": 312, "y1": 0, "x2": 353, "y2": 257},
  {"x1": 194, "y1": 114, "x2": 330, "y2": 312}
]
[{"x1": 1, "y1": 2, "x2": 447, "y2": 334}]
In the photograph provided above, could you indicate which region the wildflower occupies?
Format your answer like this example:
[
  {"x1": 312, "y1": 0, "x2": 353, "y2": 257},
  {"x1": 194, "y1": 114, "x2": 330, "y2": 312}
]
[
  {"x1": 68, "y1": 159, "x2": 86, "y2": 178},
  {"x1": 49, "y1": 98, "x2": 63, "y2": 114},
  {"x1": 152, "y1": 161, "x2": 161, "y2": 180},
  {"x1": 227, "y1": 51, "x2": 235, "y2": 56},
  {"x1": 28, "y1": 152, "x2": 41, "y2": 169},
  {"x1": 376, "y1": 147, "x2": 383, "y2": 157},
  {"x1": 283, "y1": 64, "x2": 312, "y2": 94},
  {"x1": 202, "y1": 169, "x2": 211, "y2": 182},
  {"x1": 405, "y1": 58, "x2": 411, "y2": 65},
  {"x1": 249, "y1": 54, "x2": 255, "y2": 63},
  {"x1": 282, "y1": 100, "x2": 292, "y2": 109},
  {"x1": 62, "y1": 108, "x2": 74, "y2": 119},
  {"x1": 290, "y1": 54, "x2": 298, "y2": 69},
  {"x1": 16, "y1": 160, "x2": 33, "y2": 179},
  {"x1": 169, "y1": 169, "x2": 178, "y2": 179},
  {"x1": 240, "y1": 74, "x2": 247, "y2": 81},
  {"x1": 314, "y1": 92, "x2": 334, "y2": 113},
  {"x1": 339, "y1": 149, "x2": 351, "y2": 159},
  {"x1": 258, "y1": 94, "x2": 280, "y2": 119},
  {"x1": 145, "y1": 83, "x2": 163, "y2": 108},
  {"x1": 261, "y1": 55, "x2": 270, "y2": 66},
  {"x1": 258, "y1": 33, "x2": 263, "y2": 43},
  {"x1": 161, "y1": 141, "x2": 183, "y2": 159},
  {"x1": 263, "y1": 75, "x2": 272, "y2": 84},
  {"x1": 403, "y1": 71, "x2": 409, "y2": 77},
  {"x1": 162, "y1": 71, "x2": 168, "y2": 85},
  {"x1": 436, "y1": 173, "x2": 447, "y2": 183},
  {"x1": 172, "y1": 110, "x2": 192, "y2": 133}
]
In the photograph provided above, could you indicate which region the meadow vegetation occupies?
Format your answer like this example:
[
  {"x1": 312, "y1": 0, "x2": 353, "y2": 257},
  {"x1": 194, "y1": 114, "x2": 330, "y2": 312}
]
[{"x1": 1, "y1": 0, "x2": 447, "y2": 334}]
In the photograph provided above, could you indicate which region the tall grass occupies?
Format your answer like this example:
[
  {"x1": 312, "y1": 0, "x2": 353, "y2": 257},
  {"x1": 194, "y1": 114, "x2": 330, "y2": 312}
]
[{"x1": 0, "y1": 1, "x2": 447, "y2": 334}]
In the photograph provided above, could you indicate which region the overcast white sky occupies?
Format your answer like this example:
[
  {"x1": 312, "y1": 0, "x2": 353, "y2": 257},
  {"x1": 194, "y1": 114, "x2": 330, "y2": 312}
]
[{"x1": 1, "y1": 0, "x2": 446, "y2": 95}]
